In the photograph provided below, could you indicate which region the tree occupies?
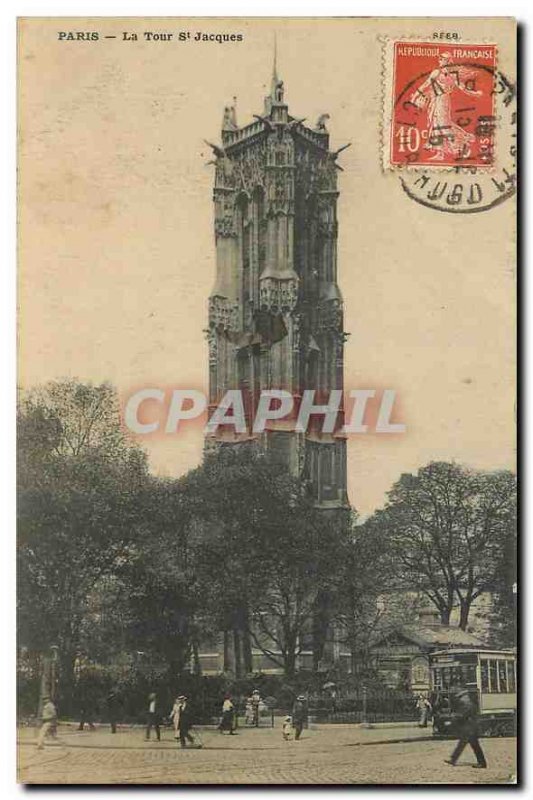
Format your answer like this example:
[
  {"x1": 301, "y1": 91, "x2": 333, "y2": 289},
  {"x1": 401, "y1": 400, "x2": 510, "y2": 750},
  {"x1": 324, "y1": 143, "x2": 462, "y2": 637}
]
[
  {"x1": 17, "y1": 380, "x2": 149, "y2": 706},
  {"x1": 486, "y1": 519, "x2": 517, "y2": 647},
  {"x1": 376, "y1": 462, "x2": 516, "y2": 629},
  {"x1": 116, "y1": 477, "x2": 211, "y2": 678},
  {"x1": 332, "y1": 517, "x2": 420, "y2": 675},
  {"x1": 181, "y1": 447, "x2": 347, "y2": 677}
]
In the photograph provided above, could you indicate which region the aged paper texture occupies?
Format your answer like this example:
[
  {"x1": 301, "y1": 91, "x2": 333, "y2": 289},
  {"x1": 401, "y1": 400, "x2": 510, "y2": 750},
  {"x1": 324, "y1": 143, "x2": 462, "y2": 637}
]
[{"x1": 17, "y1": 17, "x2": 516, "y2": 785}]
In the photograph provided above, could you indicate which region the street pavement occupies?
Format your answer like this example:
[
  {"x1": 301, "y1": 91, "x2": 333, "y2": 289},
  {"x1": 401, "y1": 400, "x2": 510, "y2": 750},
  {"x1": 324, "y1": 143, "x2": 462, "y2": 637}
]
[{"x1": 17, "y1": 721, "x2": 517, "y2": 785}]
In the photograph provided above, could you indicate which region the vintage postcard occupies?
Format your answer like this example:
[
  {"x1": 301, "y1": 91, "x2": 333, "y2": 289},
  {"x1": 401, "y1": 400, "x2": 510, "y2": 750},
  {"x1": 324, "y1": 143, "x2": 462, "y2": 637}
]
[{"x1": 17, "y1": 17, "x2": 517, "y2": 785}]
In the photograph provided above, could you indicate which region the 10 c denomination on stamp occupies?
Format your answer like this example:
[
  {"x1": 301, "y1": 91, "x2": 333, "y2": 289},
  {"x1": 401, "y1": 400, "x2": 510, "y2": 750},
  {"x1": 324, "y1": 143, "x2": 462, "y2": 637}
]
[{"x1": 384, "y1": 41, "x2": 497, "y2": 169}]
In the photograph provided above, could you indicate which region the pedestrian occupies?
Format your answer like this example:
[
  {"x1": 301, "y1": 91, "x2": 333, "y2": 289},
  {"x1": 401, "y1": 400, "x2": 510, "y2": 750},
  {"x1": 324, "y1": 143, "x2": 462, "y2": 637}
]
[
  {"x1": 251, "y1": 688, "x2": 261, "y2": 727},
  {"x1": 219, "y1": 693, "x2": 236, "y2": 735},
  {"x1": 445, "y1": 685, "x2": 487, "y2": 769},
  {"x1": 292, "y1": 695, "x2": 308, "y2": 741},
  {"x1": 106, "y1": 689, "x2": 119, "y2": 734},
  {"x1": 76, "y1": 681, "x2": 96, "y2": 731},
  {"x1": 170, "y1": 695, "x2": 182, "y2": 741},
  {"x1": 37, "y1": 695, "x2": 57, "y2": 750},
  {"x1": 145, "y1": 692, "x2": 161, "y2": 741},
  {"x1": 245, "y1": 696, "x2": 254, "y2": 726},
  {"x1": 416, "y1": 693, "x2": 431, "y2": 728},
  {"x1": 282, "y1": 715, "x2": 292, "y2": 741},
  {"x1": 177, "y1": 695, "x2": 198, "y2": 749}
]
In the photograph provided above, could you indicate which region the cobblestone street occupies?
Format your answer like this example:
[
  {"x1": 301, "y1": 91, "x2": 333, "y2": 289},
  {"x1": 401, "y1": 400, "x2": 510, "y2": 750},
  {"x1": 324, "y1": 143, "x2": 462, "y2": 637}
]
[{"x1": 17, "y1": 723, "x2": 517, "y2": 785}]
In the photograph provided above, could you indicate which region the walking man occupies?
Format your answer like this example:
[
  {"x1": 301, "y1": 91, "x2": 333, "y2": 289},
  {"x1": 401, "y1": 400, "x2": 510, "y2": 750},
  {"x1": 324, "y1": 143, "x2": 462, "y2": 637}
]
[
  {"x1": 37, "y1": 695, "x2": 57, "y2": 750},
  {"x1": 445, "y1": 685, "x2": 487, "y2": 769},
  {"x1": 145, "y1": 692, "x2": 161, "y2": 741},
  {"x1": 106, "y1": 689, "x2": 119, "y2": 734},
  {"x1": 77, "y1": 681, "x2": 96, "y2": 731},
  {"x1": 292, "y1": 695, "x2": 308, "y2": 741},
  {"x1": 177, "y1": 695, "x2": 197, "y2": 749}
]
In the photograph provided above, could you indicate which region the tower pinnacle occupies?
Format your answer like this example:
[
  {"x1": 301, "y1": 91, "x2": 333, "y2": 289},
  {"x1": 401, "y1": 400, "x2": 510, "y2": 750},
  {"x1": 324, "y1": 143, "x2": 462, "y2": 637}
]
[
  {"x1": 271, "y1": 35, "x2": 278, "y2": 97},
  {"x1": 264, "y1": 35, "x2": 285, "y2": 114}
]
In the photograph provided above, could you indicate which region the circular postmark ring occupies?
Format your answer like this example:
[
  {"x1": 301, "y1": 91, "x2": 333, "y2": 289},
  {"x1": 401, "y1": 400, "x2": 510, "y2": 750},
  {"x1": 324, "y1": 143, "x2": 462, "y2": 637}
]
[{"x1": 395, "y1": 66, "x2": 517, "y2": 214}]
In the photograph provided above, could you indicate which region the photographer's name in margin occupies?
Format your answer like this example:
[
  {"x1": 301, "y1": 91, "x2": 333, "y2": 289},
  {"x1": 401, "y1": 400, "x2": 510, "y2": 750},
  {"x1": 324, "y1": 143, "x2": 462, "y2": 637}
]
[{"x1": 57, "y1": 31, "x2": 244, "y2": 43}]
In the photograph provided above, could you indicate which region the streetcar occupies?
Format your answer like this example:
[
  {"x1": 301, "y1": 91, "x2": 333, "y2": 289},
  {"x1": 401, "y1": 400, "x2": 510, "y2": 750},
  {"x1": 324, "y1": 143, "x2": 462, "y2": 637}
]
[{"x1": 429, "y1": 648, "x2": 517, "y2": 737}]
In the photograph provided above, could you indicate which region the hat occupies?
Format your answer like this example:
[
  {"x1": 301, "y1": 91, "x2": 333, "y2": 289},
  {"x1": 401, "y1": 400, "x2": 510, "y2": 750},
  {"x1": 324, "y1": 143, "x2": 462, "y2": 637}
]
[{"x1": 178, "y1": 694, "x2": 186, "y2": 700}]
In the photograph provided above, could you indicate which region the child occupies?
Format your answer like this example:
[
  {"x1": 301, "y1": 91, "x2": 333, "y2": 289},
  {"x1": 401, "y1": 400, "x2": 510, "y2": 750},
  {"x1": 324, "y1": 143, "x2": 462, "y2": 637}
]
[{"x1": 282, "y1": 715, "x2": 292, "y2": 741}]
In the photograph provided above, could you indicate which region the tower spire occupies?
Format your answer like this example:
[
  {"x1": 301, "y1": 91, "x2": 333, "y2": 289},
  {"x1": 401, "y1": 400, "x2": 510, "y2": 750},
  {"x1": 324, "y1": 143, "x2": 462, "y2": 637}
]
[
  {"x1": 271, "y1": 34, "x2": 278, "y2": 96},
  {"x1": 264, "y1": 33, "x2": 285, "y2": 114}
]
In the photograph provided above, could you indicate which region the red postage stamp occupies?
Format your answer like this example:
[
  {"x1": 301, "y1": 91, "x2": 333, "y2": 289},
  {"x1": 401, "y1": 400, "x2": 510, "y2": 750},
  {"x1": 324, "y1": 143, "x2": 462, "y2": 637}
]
[{"x1": 385, "y1": 41, "x2": 497, "y2": 169}]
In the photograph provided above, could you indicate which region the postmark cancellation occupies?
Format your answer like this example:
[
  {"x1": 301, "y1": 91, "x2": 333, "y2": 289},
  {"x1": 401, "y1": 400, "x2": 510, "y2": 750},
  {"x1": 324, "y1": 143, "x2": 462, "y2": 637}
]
[{"x1": 382, "y1": 38, "x2": 517, "y2": 212}]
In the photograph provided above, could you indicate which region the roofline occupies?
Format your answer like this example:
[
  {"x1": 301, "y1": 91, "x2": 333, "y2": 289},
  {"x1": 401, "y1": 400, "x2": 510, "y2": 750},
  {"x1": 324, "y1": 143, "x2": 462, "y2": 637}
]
[
  {"x1": 431, "y1": 648, "x2": 516, "y2": 656},
  {"x1": 372, "y1": 625, "x2": 485, "y2": 650}
]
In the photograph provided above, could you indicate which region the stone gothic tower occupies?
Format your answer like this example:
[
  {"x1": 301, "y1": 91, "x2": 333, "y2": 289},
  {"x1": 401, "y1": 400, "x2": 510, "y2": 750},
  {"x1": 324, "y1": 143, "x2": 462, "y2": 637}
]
[{"x1": 205, "y1": 59, "x2": 349, "y2": 510}]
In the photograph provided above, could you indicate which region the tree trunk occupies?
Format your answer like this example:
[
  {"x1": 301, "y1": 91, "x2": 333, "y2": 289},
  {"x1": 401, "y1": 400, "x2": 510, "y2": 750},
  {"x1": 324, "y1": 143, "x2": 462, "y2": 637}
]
[
  {"x1": 223, "y1": 630, "x2": 231, "y2": 672},
  {"x1": 192, "y1": 640, "x2": 201, "y2": 676},
  {"x1": 58, "y1": 648, "x2": 76, "y2": 716},
  {"x1": 285, "y1": 649, "x2": 296, "y2": 678},
  {"x1": 440, "y1": 607, "x2": 451, "y2": 626},
  {"x1": 312, "y1": 600, "x2": 329, "y2": 670},
  {"x1": 284, "y1": 632, "x2": 298, "y2": 678},
  {"x1": 233, "y1": 629, "x2": 242, "y2": 678},
  {"x1": 350, "y1": 647, "x2": 357, "y2": 676},
  {"x1": 242, "y1": 626, "x2": 253, "y2": 674},
  {"x1": 459, "y1": 599, "x2": 471, "y2": 631}
]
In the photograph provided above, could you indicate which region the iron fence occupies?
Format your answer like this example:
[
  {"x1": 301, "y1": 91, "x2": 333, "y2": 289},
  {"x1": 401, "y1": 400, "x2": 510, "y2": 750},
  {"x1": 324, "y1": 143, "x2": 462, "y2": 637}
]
[{"x1": 305, "y1": 690, "x2": 419, "y2": 724}]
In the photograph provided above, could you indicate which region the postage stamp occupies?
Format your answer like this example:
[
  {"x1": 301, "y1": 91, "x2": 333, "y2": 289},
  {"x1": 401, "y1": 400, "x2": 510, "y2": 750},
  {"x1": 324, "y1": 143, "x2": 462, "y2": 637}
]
[{"x1": 384, "y1": 41, "x2": 498, "y2": 169}]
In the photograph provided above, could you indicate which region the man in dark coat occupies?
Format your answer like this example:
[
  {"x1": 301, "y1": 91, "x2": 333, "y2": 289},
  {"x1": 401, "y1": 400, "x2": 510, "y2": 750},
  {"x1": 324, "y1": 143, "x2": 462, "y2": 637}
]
[
  {"x1": 445, "y1": 686, "x2": 487, "y2": 769},
  {"x1": 292, "y1": 695, "x2": 308, "y2": 741},
  {"x1": 145, "y1": 692, "x2": 161, "y2": 741},
  {"x1": 76, "y1": 679, "x2": 96, "y2": 731},
  {"x1": 177, "y1": 696, "x2": 197, "y2": 749},
  {"x1": 106, "y1": 690, "x2": 119, "y2": 734}
]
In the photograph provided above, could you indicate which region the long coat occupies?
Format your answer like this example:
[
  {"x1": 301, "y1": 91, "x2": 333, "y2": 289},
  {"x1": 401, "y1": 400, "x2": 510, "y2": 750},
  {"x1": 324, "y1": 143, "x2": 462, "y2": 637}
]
[
  {"x1": 451, "y1": 689, "x2": 479, "y2": 737},
  {"x1": 177, "y1": 702, "x2": 193, "y2": 735},
  {"x1": 292, "y1": 700, "x2": 307, "y2": 725}
]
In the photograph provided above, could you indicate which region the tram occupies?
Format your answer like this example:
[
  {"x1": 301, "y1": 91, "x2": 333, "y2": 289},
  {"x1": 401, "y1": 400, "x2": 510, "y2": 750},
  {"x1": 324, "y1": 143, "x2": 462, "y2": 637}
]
[{"x1": 429, "y1": 648, "x2": 517, "y2": 737}]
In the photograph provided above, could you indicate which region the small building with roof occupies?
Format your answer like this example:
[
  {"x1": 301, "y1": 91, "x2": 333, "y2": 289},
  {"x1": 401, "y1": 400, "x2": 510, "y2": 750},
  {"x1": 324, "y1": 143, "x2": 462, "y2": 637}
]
[{"x1": 370, "y1": 608, "x2": 487, "y2": 693}]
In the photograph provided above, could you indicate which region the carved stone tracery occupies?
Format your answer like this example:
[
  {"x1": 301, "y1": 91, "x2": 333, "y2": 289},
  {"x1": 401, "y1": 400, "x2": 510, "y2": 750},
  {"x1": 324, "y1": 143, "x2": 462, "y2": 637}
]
[{"x1": 208, "y1": 296, "x2": 239, "y2": 331}]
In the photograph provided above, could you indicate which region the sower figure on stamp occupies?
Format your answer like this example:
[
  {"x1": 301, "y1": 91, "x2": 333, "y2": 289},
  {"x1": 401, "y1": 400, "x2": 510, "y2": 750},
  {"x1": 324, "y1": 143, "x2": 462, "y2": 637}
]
[
  {"x1": 410, "y1": 52, "x2": 482, "y2": 162},
  {"x1": 445, "y1": 685, "x2": 487, "y2": 769}
]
